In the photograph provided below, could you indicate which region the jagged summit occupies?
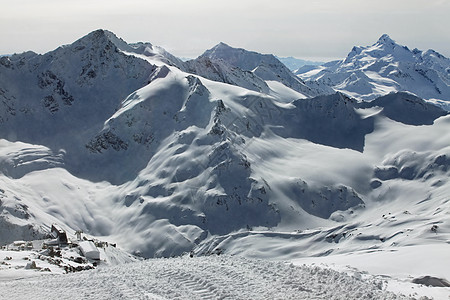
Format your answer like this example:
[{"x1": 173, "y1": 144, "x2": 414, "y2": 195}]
[
  {"x1": 297, "y1": 34, "x2": 450, "y2": 107},
  {"x1": 73, "y1": 29, "x2": 126, "y2": 49},
  {"x1": 341, "y1": 35, "x2": 401, "y2": 64},
  {"x1": 212, "y1": 41, "x2": 233, "y2": 49},
  {"x1": 376, "y1": 33, "x2": 396, "y2": 46},
  {"x1": 200, "y1": 42, "x2": 280, "y2": 71},
  {"x1": 86, "y1": 28, "x2": 115, "y2": 39},
  {"x1": 80, "y1": 29, "x2": 129, "y2": 47},
  {"x1": 199, "y1": 42, "x2": 234, "y2": 60},
  {"x1": 368, "y1": 35, "x2": 411, "y2": 58},
  {"x1": 66, "y1": 28, "x2": 149, "y2": 60},
  {"x1": 68, "y1": 29, "x2": 184, "y2": 68}
]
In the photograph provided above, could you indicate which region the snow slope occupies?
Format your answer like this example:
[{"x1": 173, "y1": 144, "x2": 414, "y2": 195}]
[
  {"x1": 297, "y1": 34, "x2": 450, "y2": 109},
  {"x1": 0, "y1": 255, "x2": 408, "y2": 299},
  {"x1": 1, "y1": 30, "x2": 449, "y2": 299},
  {"x1": 183, "y1": 56, "x2": 271, "y2": 93},
  {"x1": 1, "y1": 79, "x2": 448, "y2": 260},
  {"x1": 294, "y1": 244, "x2": 450, "y2": 299}
]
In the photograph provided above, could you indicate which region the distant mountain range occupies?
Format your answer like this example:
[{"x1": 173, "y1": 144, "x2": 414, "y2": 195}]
[
  {"x1": 0, "y1": 30, "x2": 449, "y2": 260},
  {"x1": 276, "y1": 56, "x2": 323, "y2": 71}
]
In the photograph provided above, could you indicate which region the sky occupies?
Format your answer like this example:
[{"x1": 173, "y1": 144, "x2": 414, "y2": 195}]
[{"x1": 1, "y1": 0, "x2": 449, "y2": 61}]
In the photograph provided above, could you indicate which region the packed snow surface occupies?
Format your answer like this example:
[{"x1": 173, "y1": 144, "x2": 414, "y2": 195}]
[{"x1": 0, "y1": 255, "x2": 409, "y2": 300}]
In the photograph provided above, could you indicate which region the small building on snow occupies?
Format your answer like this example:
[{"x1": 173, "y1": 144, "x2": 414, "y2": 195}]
[
  {"x1": 51, "y1": 224, "x2": 68, "y2": 244},
  {"x1": 79, "y1": 241, "x2": 100, "y2": 260}
]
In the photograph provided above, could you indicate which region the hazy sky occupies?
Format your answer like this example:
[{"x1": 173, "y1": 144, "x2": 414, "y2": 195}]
[{"x1": 1, "y1": 0, "x2": 449, "y2": 61}]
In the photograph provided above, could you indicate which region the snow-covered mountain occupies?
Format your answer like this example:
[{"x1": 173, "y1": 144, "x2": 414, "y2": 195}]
[
  {"x1": 297, "y1": 34, "x2": 450, "y2": 110},
  {"x1": 195, "y1": 42, "x2": 333, "y2": 97},
  {"x1": 0, "y1": 30, "x2": 162, "y2": 182},
  {"x1": 1, "y1": 28, "x2": 449, "y2": 291}
]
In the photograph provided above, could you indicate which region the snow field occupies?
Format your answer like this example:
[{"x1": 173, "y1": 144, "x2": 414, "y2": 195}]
[
  {"x1": 294, "y1": 244, "x2": 450, "y2": 299},
  {"x1": 1, "y1": 29, "x2": 449, "y2": 300},
  {"x1": 0, "y1": 255, "x2": 407, "y2": 300}
]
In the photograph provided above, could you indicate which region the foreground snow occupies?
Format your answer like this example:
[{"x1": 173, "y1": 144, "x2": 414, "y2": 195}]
[
  {"x1": 0, "y1": 255, "x2": 408, "y2": 300},
  {"x1": 294, "y1": 244, "x2": 450, "y2": 300}
]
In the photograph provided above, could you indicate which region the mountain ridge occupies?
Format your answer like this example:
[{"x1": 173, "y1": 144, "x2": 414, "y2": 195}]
[
  {"x1": 197, "y1": 42, "x2": 333, "y2": 97},
  {"x1": 297, "y1": 34, "x2": 450, "y2": 109},
  {"x1": 0, "y1": 30, "x2": 449, "y2": 261}
]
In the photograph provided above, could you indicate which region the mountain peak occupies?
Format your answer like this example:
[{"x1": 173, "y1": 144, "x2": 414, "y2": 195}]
[
  {"x1": 73, "y1": 29, "x2": 132, "y2": 53},
  {"x1": 216, "y1": 42, "x2": 231, "y2": 48},
  {"x1": 202, "y1": 42, "x2": 240, "y2": 58},
  {"x1": 200, "y1": 42, "x2": 277, "y2": 70},
  {"x1": 377, "y1": 34, "x2": 396, "y2": 46},
  {"x1": 84, "y1": 29, "x2": 113, "y2": 41},
  {"x1": 73, "y1": 29, "x2": 116, "y2": 47}
]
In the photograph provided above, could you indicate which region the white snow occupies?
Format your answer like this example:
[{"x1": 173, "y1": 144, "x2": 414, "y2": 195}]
[
  {"x1": 265, "y1": 80, "x2": 307, "y2": 101},
  {"x1": 79, "y1": 241, "x2": 100, "y2": 260},
  {"x1": 0, "y1": 255, "x2": 408, "y2": 299},
  {"x1": 1, "y1": 29, "x2": 449, "y2": 299},
  {"x1": 297, "y1": 35, "x2": 450, "y2": 107},
  {"x1": 293, "y1": 244, "x2": 450, "y2": 299}
]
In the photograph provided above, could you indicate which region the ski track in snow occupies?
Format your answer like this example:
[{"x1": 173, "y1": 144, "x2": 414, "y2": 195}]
[{"x1": 0, "y1": 256, "x2": 407, "y2": 300}]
